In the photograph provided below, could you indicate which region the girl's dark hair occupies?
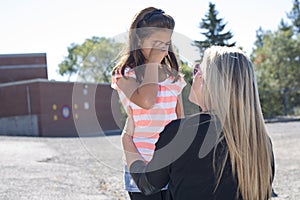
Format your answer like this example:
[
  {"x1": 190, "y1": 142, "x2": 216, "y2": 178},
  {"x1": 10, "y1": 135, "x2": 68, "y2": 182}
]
[{"x1": 112, "y1": 7, "x2": 180, "y2": 83}]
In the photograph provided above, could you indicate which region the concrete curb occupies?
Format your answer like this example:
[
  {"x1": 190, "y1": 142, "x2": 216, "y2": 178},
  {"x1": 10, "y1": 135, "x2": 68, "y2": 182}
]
[{"x1": 265, "y1": 116, "x2": 300, "y2": 123}]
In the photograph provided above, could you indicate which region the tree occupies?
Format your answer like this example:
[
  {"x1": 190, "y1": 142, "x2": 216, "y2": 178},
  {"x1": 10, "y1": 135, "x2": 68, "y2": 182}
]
[
  {"x1": 194, "y1": 2, "x2": 236, "y2": 59},
  {"x1": 179, "y1": 62, "x2": 200, "y2": 116},
  {"x1": 171, "y1": 44, "x2": 200, "y2": 115},
  {"x1": 287, "y1": 0, "x2": 300, "y2": 34},
  {"x1": 251, "y1": 20, "x2": 300, "y2": 117},
  {"x1": 59, "y1": 36, "x2": 124, "y2": 82},
  {"x1": 254, "y1": 27, "x2": 265, "y2": 48},
  {"x1": 251, "y1": 0, "x2": 300, "y2": 117}
]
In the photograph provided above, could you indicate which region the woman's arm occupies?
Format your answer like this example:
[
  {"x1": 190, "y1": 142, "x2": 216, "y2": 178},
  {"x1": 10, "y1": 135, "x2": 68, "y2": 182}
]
[
  {"x1": 129, "y1": 124, "x2": 173, "y2": 195},
  {"x1": 122, "y1": 114, "x2": 172, "y2": 195},
  {"x1": 121, "y1": 117, "x2": 162, "y2": 195},
  {"x1": 122, "y1": 131, "x2": 162, "y2": 195}
]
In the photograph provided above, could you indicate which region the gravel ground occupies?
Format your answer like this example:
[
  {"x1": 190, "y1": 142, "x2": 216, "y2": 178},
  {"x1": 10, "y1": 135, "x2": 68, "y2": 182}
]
[
  {"x1": 267, "y1": 121, "x2": 300, "y2": 200},
  {"x1": 0, "y1": 121, "x2": 299, "y2": 200}
]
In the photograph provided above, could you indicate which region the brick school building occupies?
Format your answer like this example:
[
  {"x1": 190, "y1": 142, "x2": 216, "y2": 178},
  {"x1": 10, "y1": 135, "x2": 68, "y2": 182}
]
[{"x1": 0, "y1": 53, "x2": 122, "y2": 137}]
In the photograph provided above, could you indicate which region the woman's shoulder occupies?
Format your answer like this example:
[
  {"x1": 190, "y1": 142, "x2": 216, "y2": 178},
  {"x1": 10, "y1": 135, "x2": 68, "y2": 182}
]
[
  {"x1": 159, "y1": 113, "x2": 212, "y2": 140},
  {"x1": 164, "y1": 113, "x2": 212, "y2": 129},
  {"x1": 184, "y1": 113, "x2": 212, "y2": 125},
  {"x1": 155, "y1": 113, "x2": 215, "y2": 151}
]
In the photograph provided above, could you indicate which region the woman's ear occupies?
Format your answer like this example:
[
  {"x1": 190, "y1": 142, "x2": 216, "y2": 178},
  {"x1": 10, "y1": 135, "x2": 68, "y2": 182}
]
[{"x1": 188, "y1": 74, "x2": 204, "y2": 108}]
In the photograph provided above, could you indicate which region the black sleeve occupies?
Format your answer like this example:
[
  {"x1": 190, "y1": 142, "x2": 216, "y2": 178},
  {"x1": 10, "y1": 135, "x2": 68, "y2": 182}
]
[
  {"x1": 269, "y1": 137, "x2": 275, "y2": 183},
  {"x1": 269, "y1": 138, "x2": 279, "y2": 197},
  {"x1": 129, "y1": 160, "x2": 161, "y2": 195},
  {"x1": 130, "y1": 119, "x2": 181, "y2": 195}
]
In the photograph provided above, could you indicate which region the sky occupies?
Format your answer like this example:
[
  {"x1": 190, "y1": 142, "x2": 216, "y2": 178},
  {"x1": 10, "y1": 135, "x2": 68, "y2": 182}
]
[{"x1": 0, "y1": 0, "x2": 293, "y2": 81}]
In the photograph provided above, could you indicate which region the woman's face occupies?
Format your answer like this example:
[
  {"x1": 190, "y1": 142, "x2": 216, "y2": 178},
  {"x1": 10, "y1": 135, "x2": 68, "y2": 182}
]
[
  {"x1": 189, "y1": 64, "x2": 206, "y2": 110},
  {"x1": 139, "y1": 30, "x2": 172, "y2": 62}
]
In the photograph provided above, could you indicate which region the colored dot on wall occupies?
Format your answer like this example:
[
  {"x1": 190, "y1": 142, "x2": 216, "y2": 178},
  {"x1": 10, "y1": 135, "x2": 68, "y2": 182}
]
[
  {"x1": 84, "y1": 102, "x2": 89, "y2": 110},
  {"x1": 52, "y1": 104, "x2": 57, "y2": 110},
  {"x1": 83, "y1": 88, "x2": 88, "y2": 95},
  {"x1": 61, "y1": 106, "x2": 70, "y2": 119},
  {"x1": 74, "y1": 104, "x2": 78, "y2": 109},
  {"x1": 53, "y1": 115, "x2": 58, "y2": 121},
  {"x1": 74, "y1": 113, "x2": 79, "y2": 119}
]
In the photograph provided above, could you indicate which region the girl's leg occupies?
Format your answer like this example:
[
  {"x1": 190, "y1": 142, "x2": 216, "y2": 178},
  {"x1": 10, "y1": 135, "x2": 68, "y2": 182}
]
[{"x1": 128, "y1": 190, "x2": 167, "y2": 200}]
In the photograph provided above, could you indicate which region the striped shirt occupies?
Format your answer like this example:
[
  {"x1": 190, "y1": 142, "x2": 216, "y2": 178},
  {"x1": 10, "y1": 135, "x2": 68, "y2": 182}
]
[
  {"x1": 112, "y1": 67, "x2": 186, "y2": 161},
  {"x1": 111, "y1": 67, "x2": 186, "y2": 192}
]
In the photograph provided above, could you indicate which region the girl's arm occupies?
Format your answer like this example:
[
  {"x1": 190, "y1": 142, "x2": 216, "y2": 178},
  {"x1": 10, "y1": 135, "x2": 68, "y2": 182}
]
[
  {"x1": 117, "y1": 64, "x2": 159, "y2": 109},
  {"x1": 117, "y1": 45, "x2": 167, "y2": 110},
  {"x1": 121, "y1": 119, "x2": 144, "y2": 167},
  {"x1": 121, "y1": 106, "x2": 143, "y2": 167},
  {"x1": 176, "y1": 94, "x2": 184, "y2": 118}
]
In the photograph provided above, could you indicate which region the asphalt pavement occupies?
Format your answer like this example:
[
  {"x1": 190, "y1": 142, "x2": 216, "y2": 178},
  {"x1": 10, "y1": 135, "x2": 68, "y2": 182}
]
[{"x1": 0, "y1": 121, "x2": 299, "y2": 200}]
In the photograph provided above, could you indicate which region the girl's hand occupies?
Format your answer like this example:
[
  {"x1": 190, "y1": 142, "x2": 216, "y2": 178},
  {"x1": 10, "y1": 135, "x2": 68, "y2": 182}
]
[{"x1": 147, "y1": 42, "x2": 168, "y2": 64}]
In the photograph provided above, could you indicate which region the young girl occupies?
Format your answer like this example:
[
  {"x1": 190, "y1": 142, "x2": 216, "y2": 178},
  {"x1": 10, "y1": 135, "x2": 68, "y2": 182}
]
[{"x1": 111, "y1": 7, "x2": 186, "y2": 200}]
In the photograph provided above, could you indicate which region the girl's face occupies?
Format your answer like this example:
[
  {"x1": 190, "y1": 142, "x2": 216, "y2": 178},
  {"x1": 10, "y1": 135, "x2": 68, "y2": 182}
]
[
  {"x1": 140, "y1": 30, "x2": 172, "y2": 62},
  {"x1": 189, "y1": 64, "x2": 206, "y2": 110}
]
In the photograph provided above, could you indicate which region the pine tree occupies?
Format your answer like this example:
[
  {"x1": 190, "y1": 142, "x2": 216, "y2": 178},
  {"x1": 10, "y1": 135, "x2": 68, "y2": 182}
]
[
  {"x1": 278, "y1": 19, "x2": 292, "y2": 32},
  {"x1": 254, "y1": 27, "x2": 265, "y2": 48},
  {"x1": 194, "y1": 2, "x2": 236, "y2": 59},
  {"x1": 287, "y1": 0, "x2": 300, "y2": 34}
]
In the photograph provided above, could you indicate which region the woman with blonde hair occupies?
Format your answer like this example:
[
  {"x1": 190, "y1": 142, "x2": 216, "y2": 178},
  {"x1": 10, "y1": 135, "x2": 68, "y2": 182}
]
[{"x1": 122, "y1": 45, "x2": 275, "y2": 199}]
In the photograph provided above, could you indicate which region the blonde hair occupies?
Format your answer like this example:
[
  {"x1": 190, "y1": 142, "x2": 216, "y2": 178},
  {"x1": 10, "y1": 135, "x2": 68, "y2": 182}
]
[{"x1": 201, "y1": 46, "x2": 273, "y2": 199}]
